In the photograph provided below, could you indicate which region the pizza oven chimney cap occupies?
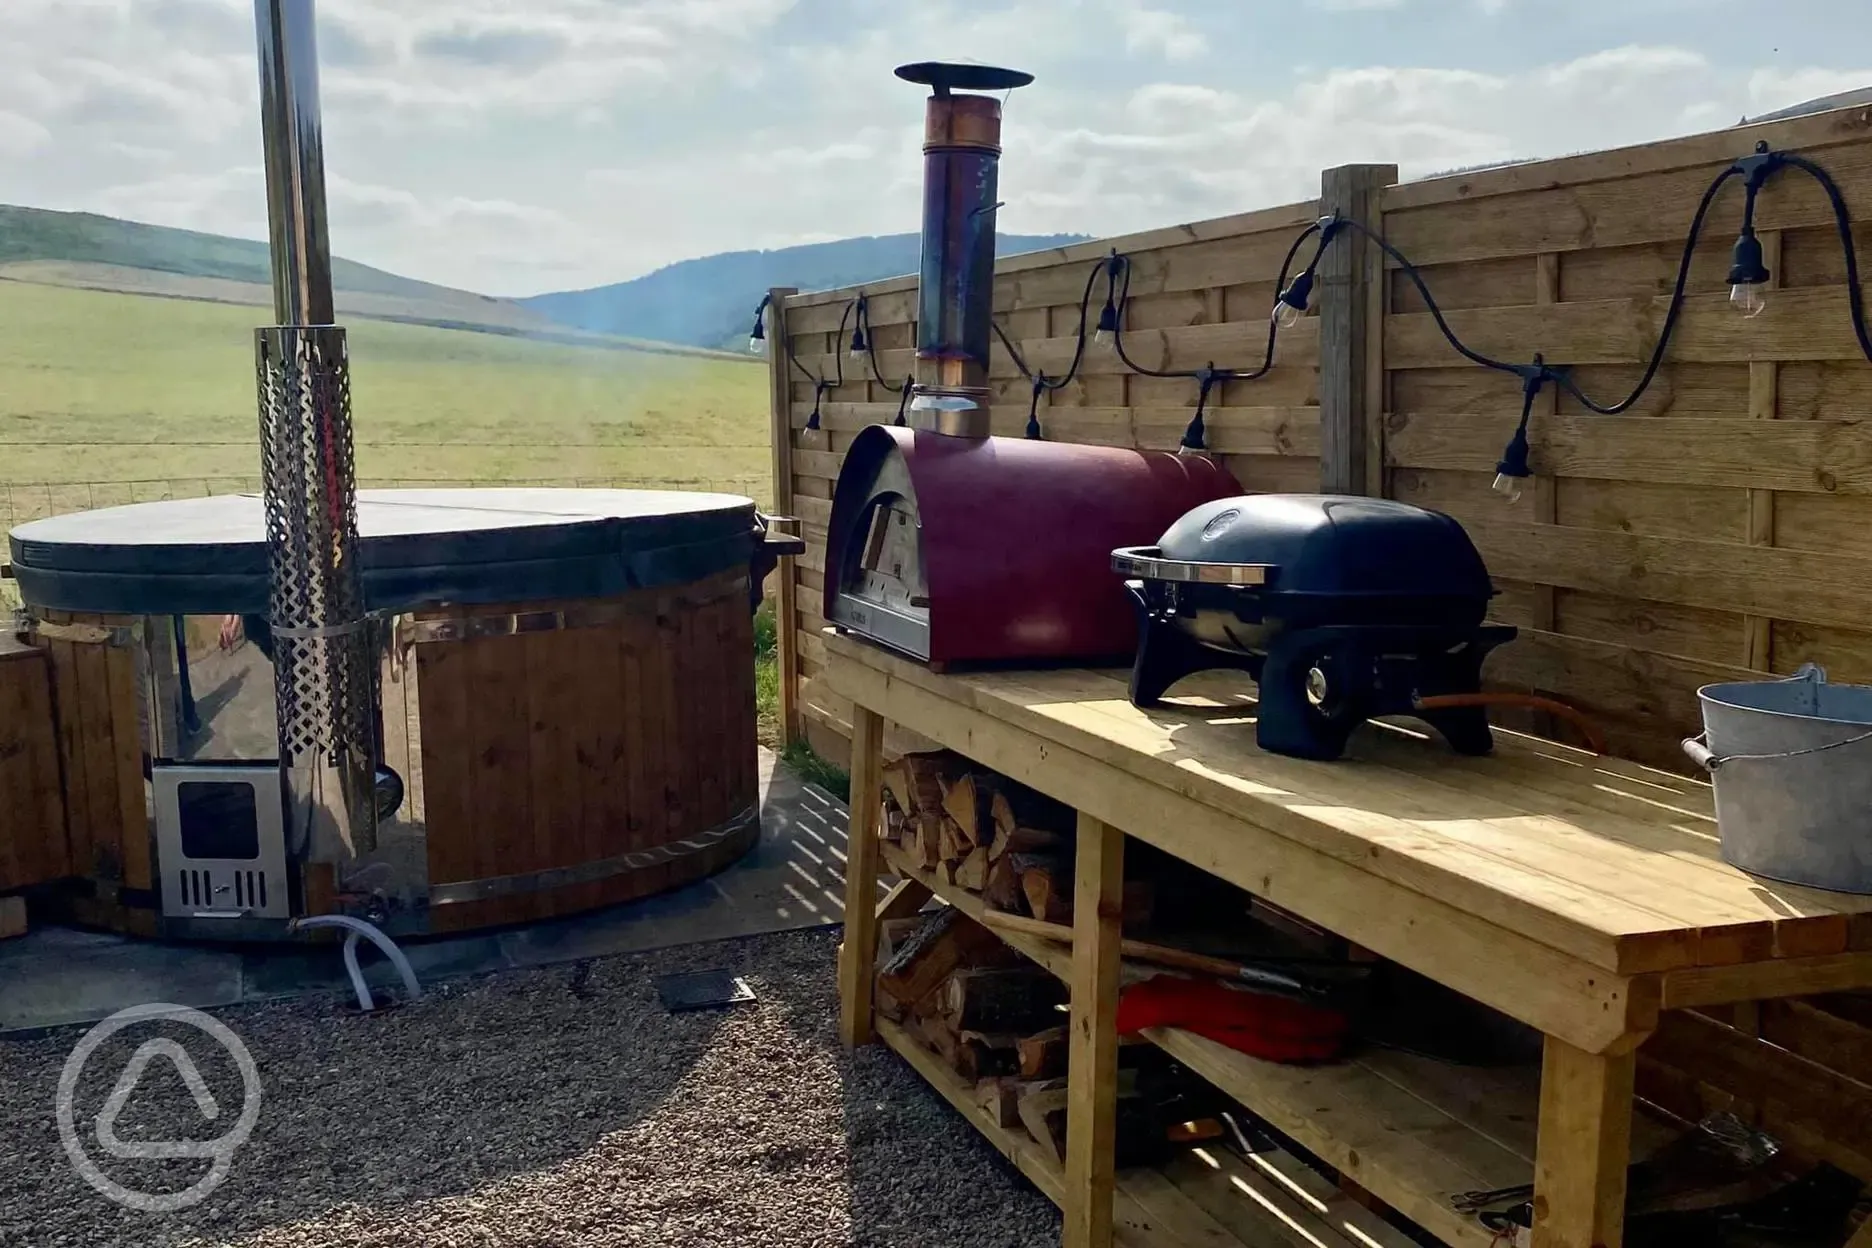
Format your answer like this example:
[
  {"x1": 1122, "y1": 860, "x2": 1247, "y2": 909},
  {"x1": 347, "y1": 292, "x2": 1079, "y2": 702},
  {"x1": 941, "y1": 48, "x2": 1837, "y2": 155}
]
[{"x1": 894, "y1": 62, "x2": 1034, "y2": 96}]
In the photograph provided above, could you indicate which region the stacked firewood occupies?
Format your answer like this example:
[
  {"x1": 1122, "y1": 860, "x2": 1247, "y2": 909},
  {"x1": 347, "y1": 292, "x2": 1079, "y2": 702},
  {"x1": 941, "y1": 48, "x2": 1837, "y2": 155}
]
[
  {"x1": 877, "y1": 906, "x2": 1092, "y2": 1164},
  {"x1": 878, "y1": 751, "x2": 1151, "y2": 926}
]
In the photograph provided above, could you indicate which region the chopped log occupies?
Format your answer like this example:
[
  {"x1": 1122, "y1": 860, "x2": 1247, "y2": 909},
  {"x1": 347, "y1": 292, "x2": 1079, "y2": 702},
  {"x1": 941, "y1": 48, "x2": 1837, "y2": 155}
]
[
  {"x1": 941, "y1": 771, "x2": 985, "y2": 848},
  {"x1": 879, "y1": 909, "x2": 1003, "y2": 1007},
  {"x1": 938, "y1": 819, "x2": 966, "y2": 864},
  {"x1": 958, "y1": 1030, "x2": 1024, "y2": 1079},
  {"x1": 1021, "y1": 861, "x2": 1071, "y2": 924},
  {"x1": 940, "y1": 967, "x2": 1065, "y2": 1032},
  {"x1": 1018, "y1": 1026, "x2": 1069, "y2": 1079},
  {"x1": 882, "y1": 800, "x2": 906, "y2": 843},
  {"x1": 954, "y1": 846, "x2": 990, "y2": 892},
  {"x1": 937, "y1": 859, "x2": 959, "y2": 887},
  {"x1": 878, "y1": 917, "x2": 923, "y2": 966},
  {"x1": 912, "y1": 815, "x2": 944, "y2": 870},
  {"x1": 876, "y1": 983, "x2": 909, "y2": 1023},
  {"x1": 914, "y1": 1011, "x2": 964, "y2": 1070},
  {"x1": 879, "y1": 759, "x2": 909, "y2": 815},
  {"x1": 988, "y1": 822, "x2": 1065, "y2": 862},
  {"x1": 983, "y1": 854, "x2": 1024, "y2": 912},
  {"x1": 893, "y1": 750, "x2": 963, "y2": 816},
  {"x1": 975, "y1": 1077, "x2": 1023, "y2": 1129},
  {"x1": 1017, "y1": 1079, "x2": 1070, "y2": 1166}
]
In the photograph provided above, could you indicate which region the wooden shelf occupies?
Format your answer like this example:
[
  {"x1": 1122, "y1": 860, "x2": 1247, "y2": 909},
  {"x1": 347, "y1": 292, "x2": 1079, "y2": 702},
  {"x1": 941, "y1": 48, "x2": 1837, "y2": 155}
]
[
  {"x1": 877, "y1": 1014, "x2": 1417, "y2": 1248},
  {"x1": 879, "y1": 845, "x2": 1437, "y2": 1247}
]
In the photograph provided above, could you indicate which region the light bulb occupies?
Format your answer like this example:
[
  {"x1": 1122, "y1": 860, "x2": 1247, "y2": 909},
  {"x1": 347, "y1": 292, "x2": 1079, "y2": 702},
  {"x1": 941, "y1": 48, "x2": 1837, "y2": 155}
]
[
  {"x1": 748, "y1": 334, "x2": 764, "y2": 354},
  {"x1": 1272, "y1": 300, "x2": 1304, "y2": 330},
  {"x1": 1092, "y1": 326, "x2": 1112, "y2": 348},
  {"x1": 1730, "y1": 282, "x2": 1767, "y2": 319},
  {"x1": 1093, "y1": 299, "x2": 1118, "y2": 349},
  {"x1": 1491, "y1": 472, "x2": 1524, "y2": 504},
  {"x1": 848, "y1": 332, "x2": 866, "y2": 360}
]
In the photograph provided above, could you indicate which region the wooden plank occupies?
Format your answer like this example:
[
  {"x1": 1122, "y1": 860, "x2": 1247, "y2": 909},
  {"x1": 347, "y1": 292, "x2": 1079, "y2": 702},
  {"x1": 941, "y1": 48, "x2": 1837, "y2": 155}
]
[
  {"x1": 103, "y1": 639, "x2": 148, "y2": 891},
  {"x1": 1531, "y1": 1039, "x2": 1636, "y2": 1248},
  {"x1": 1064, "y1": 812, "x2": 1124, "y2": 1248},
  {"x1": 1661, "y1": 952, "x2": 1872, "y2": 1008},
  {"x1": 1644, "y1": 1008, "x2": 1872, "y2": 1165},
  {"x1": 838, "y1": 704, "x2": 884, "y2": 1048},
  {"x1": 1457, "y1": 521, "x2": 1872, "y2": 633},
  {"x1": 825, "y1": 637, "x2": 1653, "y2": 1053},
  {"x1": 1385, "y1": 410, "x2": 1872, "y2": 497},
  {"x1": 43, "y1": 636, "x2": 92, "y2": 879},
  {"x1": 767, "y1": 286, "x2": 803, "y2": 747},
  {"x1": 1386, "y1": 285, "x2": 1872, "y2": 369},
  {"x1": 1745, "y1": 230, "x2": 1782, "y2": 670},
  {"x1": 1147, "y1": 1027, "x2": 1521, "y2": 1248},
  {"x1": 416, "y1": 631, "x2": 473, "y2": 891},
  {"x1": 1318, "y1": 163, "x2": 1395, "y2": 494},
  {"x1": 1384, "y1": 112, "x2": 1872, "y2": 253},
  {"x1": 0, "y1": 645, "x2": 68, "y2": 888},
  {"x1": 73, "y1": 635, "x2": 122, "y2": 884}
]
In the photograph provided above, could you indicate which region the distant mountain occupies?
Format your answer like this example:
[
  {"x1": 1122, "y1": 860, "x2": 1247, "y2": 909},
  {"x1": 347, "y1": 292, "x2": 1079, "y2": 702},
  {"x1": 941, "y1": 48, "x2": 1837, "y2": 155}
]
[{"x1": 519, "y1": 232, "x2": 1090, "y2": 349}]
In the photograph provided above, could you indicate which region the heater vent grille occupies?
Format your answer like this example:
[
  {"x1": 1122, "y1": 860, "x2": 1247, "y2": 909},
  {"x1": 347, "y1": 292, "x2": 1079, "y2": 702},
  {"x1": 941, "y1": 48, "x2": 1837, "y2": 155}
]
[{"x1": 257, "y1": 324, "x2": 378, "y2": 858}]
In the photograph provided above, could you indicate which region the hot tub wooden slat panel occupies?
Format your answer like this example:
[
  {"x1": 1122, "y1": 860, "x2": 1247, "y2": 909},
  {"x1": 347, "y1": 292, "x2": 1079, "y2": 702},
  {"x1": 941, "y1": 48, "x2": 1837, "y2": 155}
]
[
  {"x1": 105, "y1": 639, "x2": 150, "y2": 891},
  {"x1": 474, "y1": 627, "x2": 537, "y2": 927},
  {"x1": 75, "y1": 637, "x2": 124, "y2": 884},
  {"x1": 418, "y1": 636, "x2": 475, "y2": 905},
  {"x1": 418, "y1": 570, "x2": 759, "y2": 932},
  {"x1": 42, "y1": 633, "x2": 94, "y2": 879},
  {"x1": 0, "y1": 640, "x2": 69, "y2": 889},
  {"x1": 576, "y1": 616, "x2": 624, "y2": 917}
]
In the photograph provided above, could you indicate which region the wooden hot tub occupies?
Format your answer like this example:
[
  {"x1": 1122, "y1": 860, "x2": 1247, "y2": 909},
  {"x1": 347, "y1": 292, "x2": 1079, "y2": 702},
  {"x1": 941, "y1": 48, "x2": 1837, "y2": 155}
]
[{"x1": 6, "y1": 488, "x2": 787, "y2": 939}]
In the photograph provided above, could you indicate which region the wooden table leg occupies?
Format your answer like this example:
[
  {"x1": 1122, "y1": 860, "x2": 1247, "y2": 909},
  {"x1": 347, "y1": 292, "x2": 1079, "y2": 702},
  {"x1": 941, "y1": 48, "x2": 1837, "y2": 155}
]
[
  {"x1": 838, "y1": 705, "x2": 885, "y2": 1049},
  {"x1": 1532, "y1": 1036, "x2": 1636, "y2": 1248},
  {"x1": 1064, "y1": 812, "x2": 1123, "y2": 1248}
]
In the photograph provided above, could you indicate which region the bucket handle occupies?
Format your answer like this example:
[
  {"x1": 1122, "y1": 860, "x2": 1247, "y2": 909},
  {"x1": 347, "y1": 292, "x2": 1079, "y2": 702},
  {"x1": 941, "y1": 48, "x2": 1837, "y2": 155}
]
[{"x1": 1683, "y1": 727, "x2": 1872, "y2": 772}]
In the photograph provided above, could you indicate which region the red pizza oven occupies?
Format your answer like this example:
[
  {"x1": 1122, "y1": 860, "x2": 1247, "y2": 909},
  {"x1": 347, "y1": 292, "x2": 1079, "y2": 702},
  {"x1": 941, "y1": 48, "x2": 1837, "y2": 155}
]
[{"x1": 825, "y1": 425, "x2": 1240, "y2": 667}]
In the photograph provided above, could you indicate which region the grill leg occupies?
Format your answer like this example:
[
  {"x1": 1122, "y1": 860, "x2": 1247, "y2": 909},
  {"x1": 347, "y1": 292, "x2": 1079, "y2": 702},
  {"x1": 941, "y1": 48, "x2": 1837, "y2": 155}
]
[{"x1": 1123, "y1": 584, "x2": 1258, "y2": 708}]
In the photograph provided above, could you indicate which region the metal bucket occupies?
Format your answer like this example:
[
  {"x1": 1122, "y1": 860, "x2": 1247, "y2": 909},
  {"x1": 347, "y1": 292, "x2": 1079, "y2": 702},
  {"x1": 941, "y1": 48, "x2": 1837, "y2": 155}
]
[{"x1": 1684, "y1": 664, "x2": 1872, "y2": 894}]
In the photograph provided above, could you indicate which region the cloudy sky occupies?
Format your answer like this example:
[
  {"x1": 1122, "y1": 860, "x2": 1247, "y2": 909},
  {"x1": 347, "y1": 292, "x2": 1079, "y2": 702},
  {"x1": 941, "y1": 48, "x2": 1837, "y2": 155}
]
[{"x1": 1, "y1": 0, "x2": 1867, "y2": 297}]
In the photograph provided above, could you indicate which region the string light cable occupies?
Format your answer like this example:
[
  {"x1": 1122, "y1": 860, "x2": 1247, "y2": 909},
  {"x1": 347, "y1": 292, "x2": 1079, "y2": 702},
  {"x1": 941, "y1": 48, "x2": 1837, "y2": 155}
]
[
  {"x1": 1285, "y1": 140, "x2": 1872, "y2": 499},
  {"x1": 746, "y1": 140, "x2": 1869, "y2": 478}
]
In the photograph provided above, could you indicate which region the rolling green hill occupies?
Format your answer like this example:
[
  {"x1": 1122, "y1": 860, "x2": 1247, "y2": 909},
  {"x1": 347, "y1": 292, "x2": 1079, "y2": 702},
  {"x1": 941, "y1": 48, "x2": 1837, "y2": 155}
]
[{"x1": 0, "y1": 203, "x2": 472, "y2": 301}]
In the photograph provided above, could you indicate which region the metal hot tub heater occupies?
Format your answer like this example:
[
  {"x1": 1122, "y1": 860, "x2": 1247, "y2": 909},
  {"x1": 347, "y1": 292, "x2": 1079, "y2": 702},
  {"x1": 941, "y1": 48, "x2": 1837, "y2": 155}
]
[{"x1": 825, "y1": 62, "x2": 1242, "y2": 666}]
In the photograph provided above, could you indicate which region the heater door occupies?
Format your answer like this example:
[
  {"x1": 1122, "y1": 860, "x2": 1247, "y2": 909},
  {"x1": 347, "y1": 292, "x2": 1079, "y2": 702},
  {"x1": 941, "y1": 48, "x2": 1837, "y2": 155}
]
[
  {"x1": 830, "y1": 449, "x2": 931, "y2": 659},
  {"x1": 153, "y1": 764, "x2": 291, "y2": 921}
]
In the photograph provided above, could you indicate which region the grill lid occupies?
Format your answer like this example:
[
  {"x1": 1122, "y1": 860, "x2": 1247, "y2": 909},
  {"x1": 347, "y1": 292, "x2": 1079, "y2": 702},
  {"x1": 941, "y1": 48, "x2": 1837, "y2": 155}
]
[{"x1": 1153, "y1": 495, "x2": 1494, "y2": 598}]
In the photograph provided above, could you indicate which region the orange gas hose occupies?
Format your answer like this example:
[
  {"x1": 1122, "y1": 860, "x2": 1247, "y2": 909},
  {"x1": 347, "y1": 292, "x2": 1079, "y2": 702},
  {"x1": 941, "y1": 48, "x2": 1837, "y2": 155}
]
[{"x1": 1413, "y1": 692, "x2": 1608, "y2": 756}]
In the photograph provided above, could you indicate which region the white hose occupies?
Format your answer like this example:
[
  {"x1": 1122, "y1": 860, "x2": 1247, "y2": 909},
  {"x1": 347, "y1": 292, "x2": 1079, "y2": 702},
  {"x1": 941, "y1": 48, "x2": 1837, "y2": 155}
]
[{"x1": 289, "y1": 914, "x2": 423, "y2": 1010}]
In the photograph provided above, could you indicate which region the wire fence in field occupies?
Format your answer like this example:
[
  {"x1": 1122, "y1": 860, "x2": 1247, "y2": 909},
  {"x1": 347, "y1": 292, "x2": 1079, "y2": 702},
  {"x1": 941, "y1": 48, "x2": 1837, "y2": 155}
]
[{"x1": 0, "y1": 474, "x2": 771, "y2": 533}]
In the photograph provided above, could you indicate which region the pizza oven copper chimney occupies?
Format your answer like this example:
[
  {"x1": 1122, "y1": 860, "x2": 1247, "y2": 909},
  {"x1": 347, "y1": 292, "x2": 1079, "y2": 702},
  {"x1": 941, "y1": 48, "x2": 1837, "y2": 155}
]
[
  {"x1": 894, "y1": 62, "x2": 1033, "y2": 439},
  {"x1": 253, "y1": 0, "x2": 379, "y2": 862}
]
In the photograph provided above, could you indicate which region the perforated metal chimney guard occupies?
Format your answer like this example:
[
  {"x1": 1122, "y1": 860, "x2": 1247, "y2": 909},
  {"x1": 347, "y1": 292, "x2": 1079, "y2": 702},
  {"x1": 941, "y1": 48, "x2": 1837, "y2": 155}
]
[{"x1": 257, "y1": 324, "x2": 377, "y2": 859}]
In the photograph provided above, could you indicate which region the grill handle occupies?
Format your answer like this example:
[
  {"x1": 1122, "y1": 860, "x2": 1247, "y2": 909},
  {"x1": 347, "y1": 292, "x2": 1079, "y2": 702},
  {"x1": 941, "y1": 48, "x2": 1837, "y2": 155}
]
[{"x1": 1110, "y1": 545, "x2": 1274, "y2": 587}]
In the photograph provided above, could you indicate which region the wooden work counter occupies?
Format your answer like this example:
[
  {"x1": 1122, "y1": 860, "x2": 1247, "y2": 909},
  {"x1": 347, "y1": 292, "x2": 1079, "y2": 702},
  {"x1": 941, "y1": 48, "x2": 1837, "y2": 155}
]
[{"x1": 824, "y1": 627, "x2": 1872, "y2": 1248}]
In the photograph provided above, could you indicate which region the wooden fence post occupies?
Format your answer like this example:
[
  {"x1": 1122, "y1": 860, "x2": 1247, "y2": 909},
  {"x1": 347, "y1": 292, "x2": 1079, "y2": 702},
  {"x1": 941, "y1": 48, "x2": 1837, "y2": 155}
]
[
  {"x1": 1317, "y1": 163, "x2": 1397, "y2": 496},
  {"x1": 765, "y1": 286, "x2": 802, "y2": 748}
]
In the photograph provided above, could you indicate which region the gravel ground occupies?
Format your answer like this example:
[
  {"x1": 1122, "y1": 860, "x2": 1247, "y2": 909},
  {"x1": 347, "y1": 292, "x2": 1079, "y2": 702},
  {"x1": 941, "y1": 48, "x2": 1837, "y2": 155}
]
[{"x1": 0, "y1": 929, "x2": 1059, "y2": 1247}]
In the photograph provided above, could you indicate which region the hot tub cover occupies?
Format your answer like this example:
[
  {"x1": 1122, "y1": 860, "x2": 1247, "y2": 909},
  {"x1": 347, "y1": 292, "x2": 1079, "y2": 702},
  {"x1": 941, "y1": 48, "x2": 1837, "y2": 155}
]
[{"x1": 8, "y1": 488, "x2": 759, "y2": 615}]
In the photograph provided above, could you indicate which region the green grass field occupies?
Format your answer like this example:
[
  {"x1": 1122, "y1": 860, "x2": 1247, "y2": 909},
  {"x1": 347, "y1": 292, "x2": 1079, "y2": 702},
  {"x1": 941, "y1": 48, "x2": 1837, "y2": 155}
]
[{"x1": 0, "y1": 278, "x2": 771, "y2": 523}]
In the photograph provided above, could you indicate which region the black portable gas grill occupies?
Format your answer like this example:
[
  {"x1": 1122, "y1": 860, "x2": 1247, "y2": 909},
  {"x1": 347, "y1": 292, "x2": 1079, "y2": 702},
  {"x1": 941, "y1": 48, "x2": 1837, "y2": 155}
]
[{"x1": 1112, "y1": 495, "x2": 1516, "y2": 760}]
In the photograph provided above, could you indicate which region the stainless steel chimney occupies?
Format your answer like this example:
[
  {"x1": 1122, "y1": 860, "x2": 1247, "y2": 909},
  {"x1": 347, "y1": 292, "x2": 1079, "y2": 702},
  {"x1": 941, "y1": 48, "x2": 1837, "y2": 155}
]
[
  {"x1": 253, "y1": 0, "x2": 378, "y2": 861},
  {"x1": 894, "y1": 62, "x2": 1033, "y2": 439}
]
